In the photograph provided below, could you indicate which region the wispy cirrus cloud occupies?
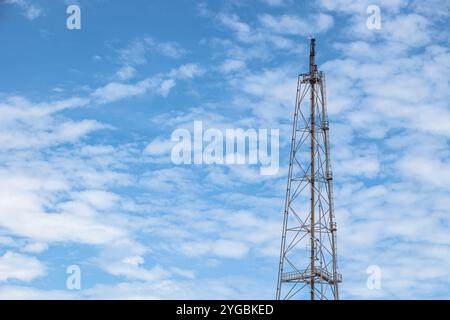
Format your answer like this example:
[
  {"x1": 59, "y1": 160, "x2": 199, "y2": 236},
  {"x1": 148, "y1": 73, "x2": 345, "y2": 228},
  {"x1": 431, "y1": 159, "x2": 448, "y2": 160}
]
[
  {"x1": 118, "y1": 37, "x2": 186, "y2": 66},
  {"x1": 258, "y1": 13, "x2": 334, "y2": 35},
  {"x1": 3, "y1": 0, "x2": 42, "y2": 20}
]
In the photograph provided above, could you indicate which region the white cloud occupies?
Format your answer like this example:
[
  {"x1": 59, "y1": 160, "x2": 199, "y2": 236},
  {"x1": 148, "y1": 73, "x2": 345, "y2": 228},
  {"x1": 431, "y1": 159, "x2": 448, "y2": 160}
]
[
  {"x1": 169, "y1": 64, "x2": 206, "y2": 79},
  {"x1": 139, "y1": 167, "x2": 197, "y2": 194},
  {"x1": 0, "y1": 96, "x2": 89, "y2": 120},
  {"x1": 0, "y1": 94, "x2": 135, "y2": 247},
  {"x1": 5, "y1": 0, "x2": 42, "y2": 20},
  {"x1": 0, "y1": 251, "x2": 45, "y2": 282},
  {"x1": 218, "y1": 59, "x2": 246, "y2": 74},
  {"x1": 156, "y1": 42, "x2": 186, "y2": 58},
  {"x1": 118, "y1": 37, "x2": 185, "y2": 66},
  {"x1": 116, "y1": 65, "x2": 137, "y2": 81},
  {"x1": 229, "y1": 66, "x2": 297, "y2": 125},
  {"x1": 397, "y1": 156, "x2": 450, "y2": 188},
  {"x1": 215, "y1": 240, "x2": 249, "y2": 258},
  {"x1": 258, "y1": 13, "x2": 334, "y2": 35},
  {"x1": 92, "y1": 78, "x2": 158, "y2": 104},
  {"x1": 98, "y1": 63, "x2": 204, "y2": 105},
  {"x1": 0, "y1": 192, "x2": 124, "y2": 244},
  {"x1": 122, "y1": 256, "x2": 144, "y2": 266},
  {"x1": 157, "y1": 79, "x2": 176, "y2": 97},
  {"x1": 0, "y1": 285, "x2": 76, "y2": 299},
  {"x1": 21, "y1": 242, "x2": 48, "y2": 254},
  {"x1": 319, "y1": 0, "x2": 407, "y2": 14},
  {"x1": 72, "y1": 190, "x2": 121, "y2": 210},
  {"x1": 179, "y1": 239, "x2": 249, "y2": 258},
  {"x1": 94, "y1": 276, "x2": 272, "y2": 299},
  {"x1": 143, "y1": 136, "x2": 174, "y2": 156},
  {"x1": 385, "y1": 13, "x2": 429, "y2": 46},
  {"x1": 118, "y1": 38, "x2": 151, "y2": 66},
  {"x1": 0, "y1": 96, "x2": 101, "y2": 149},
  {"x1": 218, "y1": 14, "x2": 252, "y2": 43},
  {"x1": 321, "y1": 2, "x2": 433, "y2": 49},
  {"x1": 104, "y1": 261, "x2": 169, "y2": 282},
  {"x1": 170, "y1": 267, "x2": 195, "y2": 279}
]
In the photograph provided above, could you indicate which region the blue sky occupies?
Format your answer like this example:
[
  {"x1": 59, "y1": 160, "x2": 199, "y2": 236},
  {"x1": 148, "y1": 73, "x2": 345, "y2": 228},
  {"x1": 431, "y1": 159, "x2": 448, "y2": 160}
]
[{"x1": 0, "y1": 0, "x2": 449, "y2": 299}]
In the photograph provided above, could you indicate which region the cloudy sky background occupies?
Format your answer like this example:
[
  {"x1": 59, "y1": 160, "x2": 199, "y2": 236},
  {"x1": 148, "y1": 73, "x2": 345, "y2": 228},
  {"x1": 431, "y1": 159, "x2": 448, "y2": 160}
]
[{"x1": 0, "y1": 0, "x2": 449, "y2": 299}]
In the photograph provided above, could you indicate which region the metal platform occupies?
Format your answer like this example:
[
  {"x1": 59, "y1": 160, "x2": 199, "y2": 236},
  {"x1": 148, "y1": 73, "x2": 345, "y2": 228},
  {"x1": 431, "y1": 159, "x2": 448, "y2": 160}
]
[{"x1": 281, "y1": 268, "x2": 342, "y2": 285}]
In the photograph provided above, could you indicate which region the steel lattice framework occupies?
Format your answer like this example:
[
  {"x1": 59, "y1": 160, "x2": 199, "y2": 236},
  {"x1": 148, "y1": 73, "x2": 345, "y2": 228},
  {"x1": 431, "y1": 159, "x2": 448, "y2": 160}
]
[{"x1": 276, "y1": 39, "x2": 342, "y2": 300}]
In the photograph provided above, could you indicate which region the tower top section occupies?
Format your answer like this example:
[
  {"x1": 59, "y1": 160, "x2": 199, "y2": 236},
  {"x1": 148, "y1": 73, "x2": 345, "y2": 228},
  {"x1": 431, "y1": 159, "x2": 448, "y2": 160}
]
[{"x1": 309, "y1": 38, "x2": 317, "y2": 75}]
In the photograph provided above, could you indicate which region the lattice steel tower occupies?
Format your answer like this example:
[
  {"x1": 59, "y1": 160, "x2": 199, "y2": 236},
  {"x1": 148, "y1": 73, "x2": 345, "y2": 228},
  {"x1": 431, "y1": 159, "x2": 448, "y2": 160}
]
[{"x1": 276, "y1": 39, "x2": 342, "y2": 300}]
